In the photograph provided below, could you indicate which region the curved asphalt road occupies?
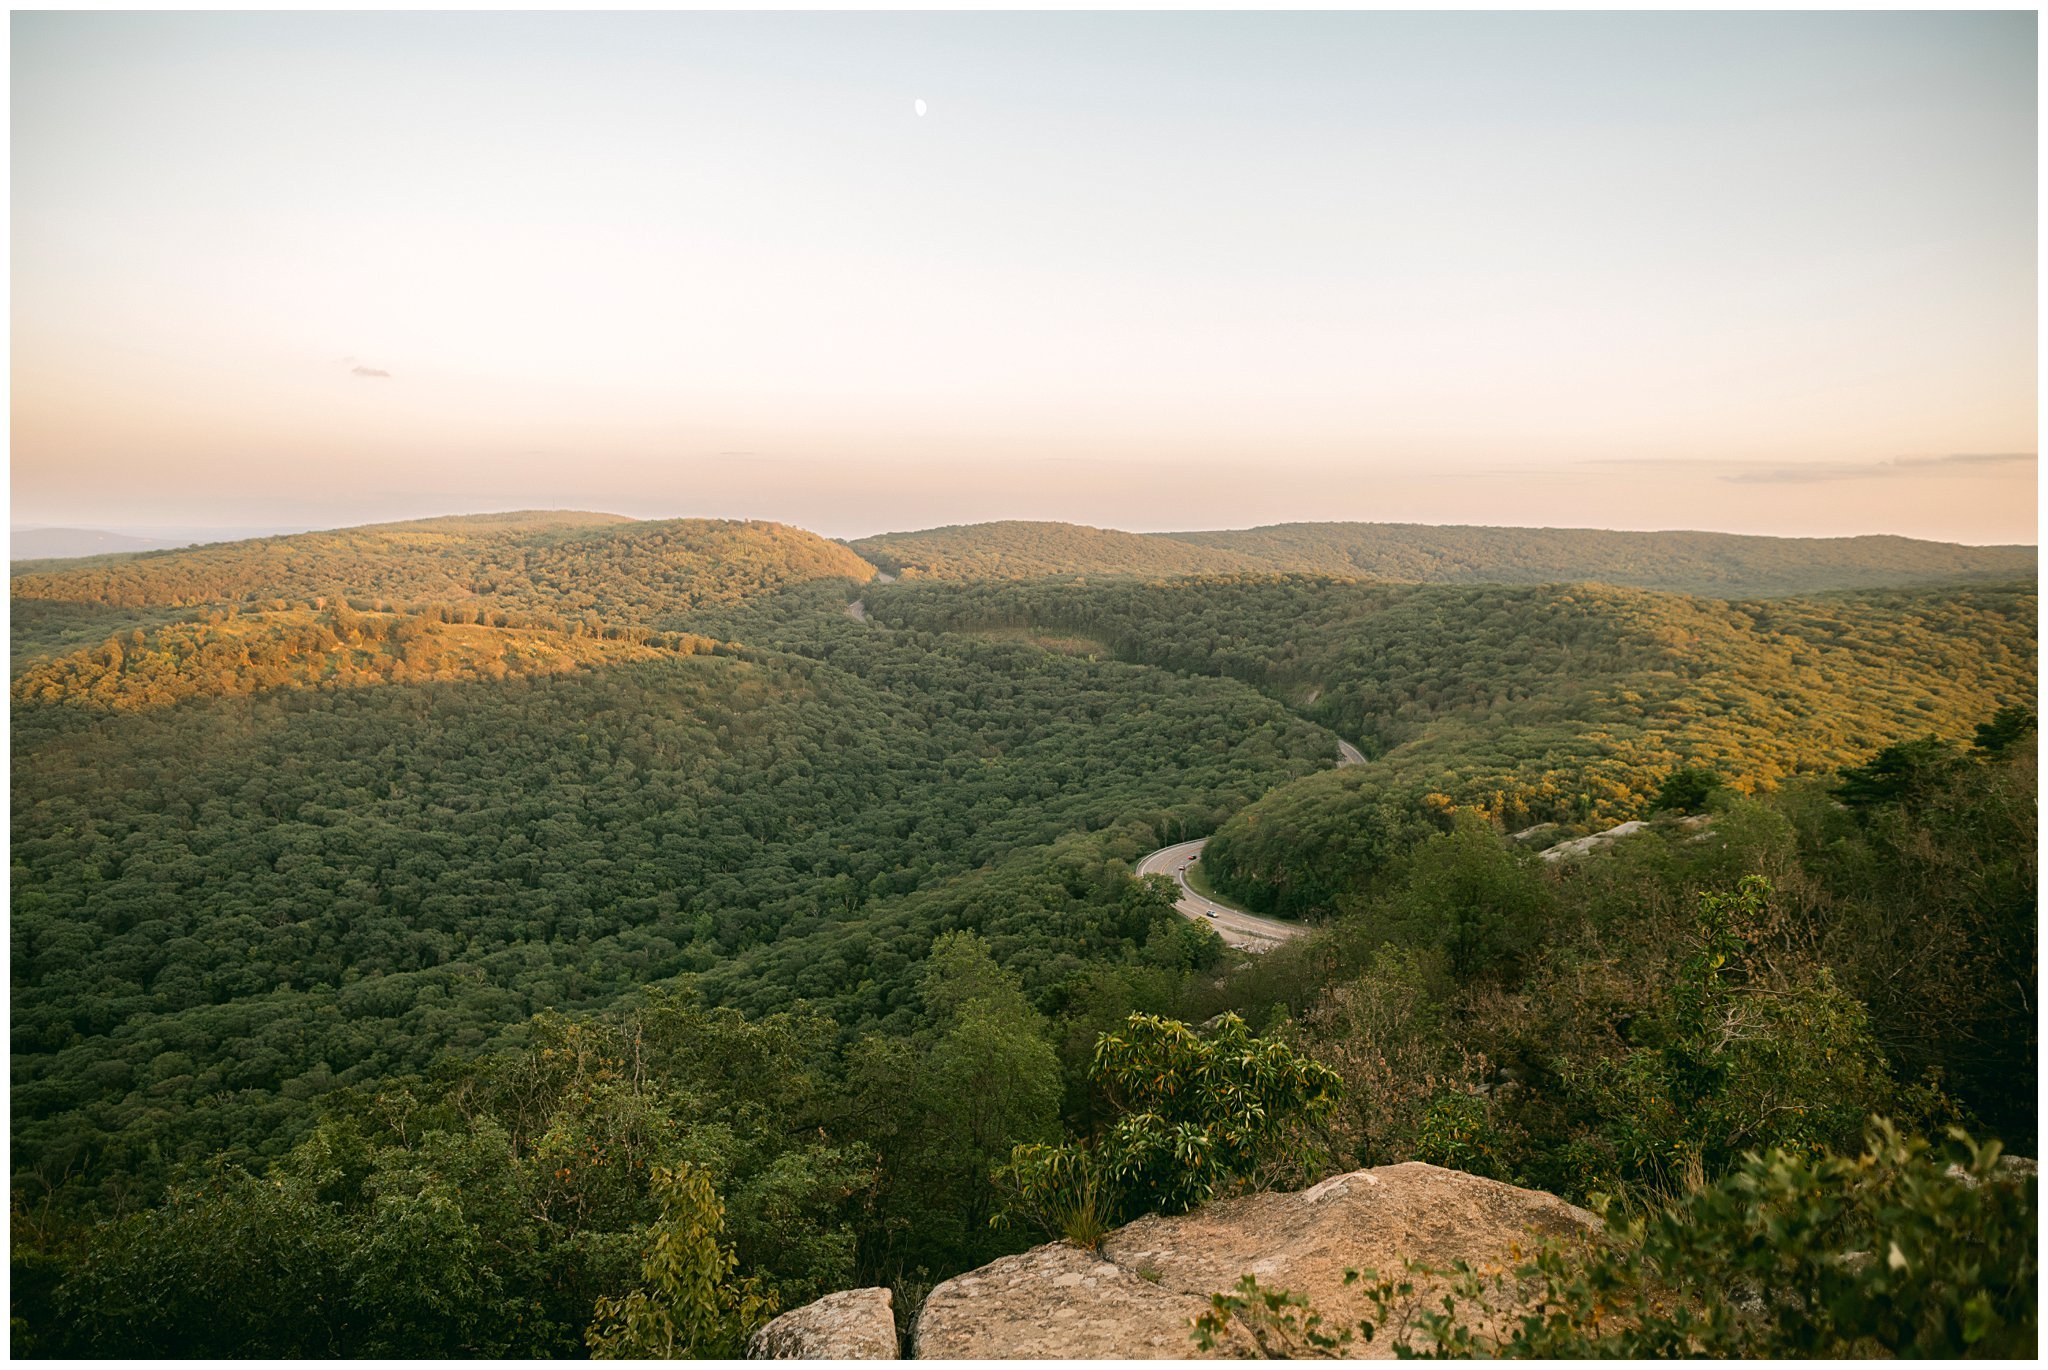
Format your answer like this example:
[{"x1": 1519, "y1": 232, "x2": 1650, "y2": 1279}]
[
  {"x1": 1135, "y1": 838, "x2": 1303, "y2": 953},
  {"x1": 1137, "y1": 737, "x2": 1363, "y2": 954},
  {"x1": 841, "y1": 587, "x2": 1350, "y2": 957}
]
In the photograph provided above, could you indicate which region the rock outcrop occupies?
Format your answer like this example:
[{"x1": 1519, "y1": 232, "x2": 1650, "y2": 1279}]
[
  {"x1": 1946, "y1": 1154, "x2": 2038, "y2": 1189},
  {"x1": 1539, "y1": 814, "x2": 1711, "y2": 863},
  {"x1": 748, "y1": 1286, "x2": 898, "y2": 1359},
  {"x1": 1539, "y1": 819, "x2": 1648, "y2": 862},
  {"x1": 912, "y1": 1162, "x2": 1601, "y2": 1359}
]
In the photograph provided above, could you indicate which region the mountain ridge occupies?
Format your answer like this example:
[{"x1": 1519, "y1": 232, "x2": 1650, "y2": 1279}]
[{"x1": 852, "y1": 517, "x2": 2037, "y2": 597}]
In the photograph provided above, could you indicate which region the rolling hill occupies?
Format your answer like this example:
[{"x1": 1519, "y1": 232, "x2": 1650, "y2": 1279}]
[
  {"x1": 851, "y1": 520, "x2": 1261, "y2": 580},
  {"x1": 11, "y1": 605, "x2": 729, "y2": 712},
  {"x1": 867, "y1": 573, "x2": 2037, "y2": 894},
  {"x1": 851, "y1": 519, "x2": 2037, "y2": 598},
  {"x1": 10, "y1": 507, "x2": 2038, "y2": 1359},
  {"x1": 10, "y1": 513, "x2": 874, "y2": 662}
]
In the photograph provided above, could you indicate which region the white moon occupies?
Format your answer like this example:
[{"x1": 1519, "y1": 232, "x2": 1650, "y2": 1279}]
[{"x1": 914, "y1": 98, "x2": 928, "y2": 117}]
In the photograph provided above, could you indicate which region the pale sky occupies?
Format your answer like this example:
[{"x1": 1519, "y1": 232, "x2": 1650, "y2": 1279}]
[{"x1": 11, "y1": 11, "x2": 2039, "y2": 544}]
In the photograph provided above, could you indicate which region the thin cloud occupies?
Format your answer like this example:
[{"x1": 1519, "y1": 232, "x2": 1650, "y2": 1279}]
[
  {"x1": 351, "y1": 365, "x2": 392, "y2": 379},
  {"x1": 1579, "y1": 453, "x2": 2035, "y2": 485},
  {"x1": 1723, "y1": 452, "x2": 2035, "y2": 485},
  {"x1": 1893, "y1": 452, "x2": 2035, "y2": 470}
]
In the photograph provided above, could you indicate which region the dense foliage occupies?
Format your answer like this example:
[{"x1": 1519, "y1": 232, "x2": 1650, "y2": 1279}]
[
  {"x1": 582, "y1": 1164, "x2": 776, "y2": 1358},
  {"x1": 18, "y1": 994, "x2": 864, "y2": 1356},
  {"x1": 11, "y1": 512, "x2": 873, "y2": 623},
  {"x1": 9, "y1": 510, "x2": 2036, "y2": 1356},
  {"x1": 1453, "y1": 1122, "x2": 2036, "y2": 1358},
  {"x1": 1198, "y1": 1123, "x2": 2035, "y2": 1358},
  {"x1": 1178, "y1": 727, "x2": 2037, "y2": 1188},
  {"x1": 13, "y1": 618, "x2": 1328, "y2": 1211},
  {"x1": 854, "y1": 518, "x2": 2035, "y2": 597},
  {"x1": 999, "y1": 1012, "x2": 1340, "y2": 1241},
  {"x1": 12, "y1": 605, "x2": 727, "y2": 711},
  {"x1": 870, "y1": 574, "x2": 2035, "y2": 916}
]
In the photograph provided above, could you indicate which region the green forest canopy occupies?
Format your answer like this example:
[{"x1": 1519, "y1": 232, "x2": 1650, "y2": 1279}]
[
  {"x1": 8, "y1": 508, "x2": 2037, "y2": 1356},
  {"x1": 852, "y1": 518, "x2": 2037, "y2": 597},
  {"x1": 863, "y1": 574, "x2": 2035, "y2": 915},
  {"x1": 12, "y1": 512, "x2": 873, "y2": 621}
]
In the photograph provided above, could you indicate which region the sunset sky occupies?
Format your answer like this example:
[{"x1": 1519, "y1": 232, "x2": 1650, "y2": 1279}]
[{"x1": 12, "y1": 10, "x2": 2038, "y2": 544}]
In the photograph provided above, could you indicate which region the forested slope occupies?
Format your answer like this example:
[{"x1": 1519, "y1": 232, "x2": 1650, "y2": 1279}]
[
  {"x1": 10, "y1": 509, "x2": 2037, "y2": 1357},
  {"x1": 11, "y1": 605, "x2": 727, "y2": 711},
  {"x1": 852, "y1": 518, "x2": 2036, "y2": 597},
  {"x1": 867, "y1": 575, "x2": 2036, "y2": 915},
  {"x1": 1173, "y1": 520, "x2": 2038, "y2": 596},
  {"x1": 13, "y1": 595, "x2": 1330, "y2": 1208},
  {"x1": 11, "y1": 512, "x2": 872, "y2": 623},
  {"x1": 851, "y1": 520, "x2": 1260, "y2": 580}
]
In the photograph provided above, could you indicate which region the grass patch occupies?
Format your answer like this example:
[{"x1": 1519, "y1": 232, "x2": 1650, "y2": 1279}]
[
  {"x1": 1184, "y1": 859, "x2": 1254, "y2": 915},
  {"x1": 967, "y1": 626, "x2": 1109, "y2": 657}
]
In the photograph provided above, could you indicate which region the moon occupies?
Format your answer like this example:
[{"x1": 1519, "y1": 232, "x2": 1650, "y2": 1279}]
[{"x1": 914, "y1": 98, "x2": 928, "y2": 117}]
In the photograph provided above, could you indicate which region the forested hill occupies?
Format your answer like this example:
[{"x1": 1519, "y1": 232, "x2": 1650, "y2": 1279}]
[
  {"x1": 10, "y1": 511, "x2": 873, "y2": 623},
  {"x1": 12, "y1": 568, "x2": 1333, "y2": 1220},
  {"x1": 852, "y1": 519, "x2": 2037, "y2": 597},
  {"x1": 10, "y1": 506, "x2": 2038, "y2": 1357},
  {"x1": 852, "y1": 520, "x2": 1263, "y2": 580},
  {"x1": 868, "y1": 575, "x2": 2037, "y2": 863},
  {"x1": 12, "y1": 606, "x2": 730, "y2": 712}
]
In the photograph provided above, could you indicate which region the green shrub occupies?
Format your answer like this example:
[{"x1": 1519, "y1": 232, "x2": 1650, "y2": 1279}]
[
  {"x1": 1195, "y1": 1122, "x2": 2035, "y2": 1358},
  {"x1": 999, "y1": 1012, "x2": 1342, "y2": 1236},
  {"x1": 1649, "y1": 765, "x2": 1722, "y2": 814},
  {"x1": 585, "y1": 1163, "x2": 775, "y2": 1358},
  {"x1": 1411, "y1": 1091, "x2": 1513, "y2": 1181},
  {"x1": 1193, "y1": 1272, "x2": 1359, "y2": 1357},
  {"x1": 1372, "y1": 1121, "x2": 2037, "y2": 1358},
  {"x1": 1564, "y1": 876, "x2": 1894, "y2": 1200}
]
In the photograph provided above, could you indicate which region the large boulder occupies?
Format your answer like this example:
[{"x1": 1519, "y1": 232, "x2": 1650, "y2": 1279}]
[
  {"x1": 913, "y1": 1162, "x2": 1600, "y2": 1359},
  {"x1": 748, "y1": 1286, "x2": 898, "y2": 1359},
  {"x1": 911, "y1": 1241, "x2": 1232, "y2": 1359}
]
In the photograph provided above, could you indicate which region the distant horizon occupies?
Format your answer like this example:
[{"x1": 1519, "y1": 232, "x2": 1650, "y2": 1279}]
[
  {"x1": 10, "y1": 504, "x2": 2040, "y2": 552},
  {"x1": 14, "y1": 12, "x2": 2036, "y2": 545}
]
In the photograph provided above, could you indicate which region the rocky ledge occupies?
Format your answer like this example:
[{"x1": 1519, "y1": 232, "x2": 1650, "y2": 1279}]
[
  {"x1": 752, "y1": 1162, "x2": 1601, "y2": 1359},
  {"x1": 747, "y1": 1286, "x2": 899, "y2": 1359}
]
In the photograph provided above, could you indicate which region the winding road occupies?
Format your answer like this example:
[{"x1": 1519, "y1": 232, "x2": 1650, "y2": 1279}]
[
  {"x1": 839, "y1": 580, "x2": 1352, "y2": 957},
  {"x1": 1136, "y1": 737, "x2": 1364, "y2": 953},
  {"x1": 843, "y1": 570, "x2": 895, "y2": 621},
  {"x1": 1135, "y1": 838, "x2": 1303, "y2": 952}
]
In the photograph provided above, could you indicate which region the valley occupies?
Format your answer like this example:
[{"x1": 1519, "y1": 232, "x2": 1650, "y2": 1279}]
[
  {"x1": 9, "y1": 511, "x2": 2037, "y2": 1357},
  {"x1": 14, "y1": 9, "x2": 2034, "y2": 1356}
]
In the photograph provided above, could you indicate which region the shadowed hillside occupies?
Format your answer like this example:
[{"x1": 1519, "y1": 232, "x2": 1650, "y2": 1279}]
[{"x1": 868, "y1": 574, "x2": 2037, "y2": 908}]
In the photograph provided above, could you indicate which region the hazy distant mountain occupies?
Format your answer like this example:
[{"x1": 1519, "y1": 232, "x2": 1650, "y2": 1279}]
[
  {"x1": 853, "y1": 519, "x2": 2038, "y2": 598},
  {"x1": 10, "y1": 528, "x2": 188, "y2": 561},
  {"x1": 850, "y1": 520, "x2": 1262, "y2": 581}
]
